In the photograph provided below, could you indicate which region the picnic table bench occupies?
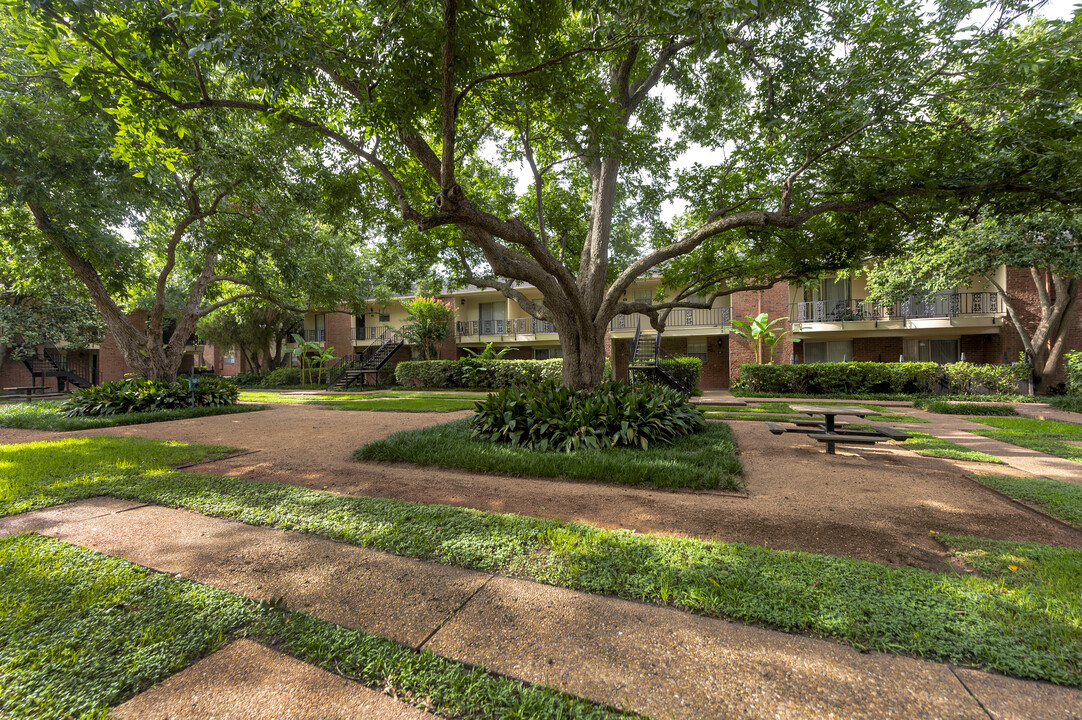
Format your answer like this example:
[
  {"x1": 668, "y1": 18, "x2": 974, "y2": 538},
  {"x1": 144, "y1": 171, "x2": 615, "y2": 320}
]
[
  {"x1": 3, "y1": 386, "x2": 48, "y2": 397},
  {"x1": 766, "y1": 405, "x2": 911, "y2": 455}
]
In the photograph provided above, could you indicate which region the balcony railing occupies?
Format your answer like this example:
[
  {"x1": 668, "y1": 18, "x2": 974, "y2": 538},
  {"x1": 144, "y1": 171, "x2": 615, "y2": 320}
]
[
  {"x1": 792, "y1": 292, "x2": 1003, "y2": 324},
  {"x1": 353, "y1": 326, "x2": 391, "y2": 342},
  {"x1": 456, "y1": 318, "x2": 558, "y2": 337},
  {"x1": 610, "y1": 306, "x2": 732, "y2": 331},
  {"x1": 300, "y1": 329, "x2": 326, "y2": 342}
]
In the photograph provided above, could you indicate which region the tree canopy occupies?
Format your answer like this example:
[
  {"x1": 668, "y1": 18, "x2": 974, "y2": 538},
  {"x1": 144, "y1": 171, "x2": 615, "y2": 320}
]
[{"x1": 7, "y1": 0, "x2": 1079, "y2": 386}]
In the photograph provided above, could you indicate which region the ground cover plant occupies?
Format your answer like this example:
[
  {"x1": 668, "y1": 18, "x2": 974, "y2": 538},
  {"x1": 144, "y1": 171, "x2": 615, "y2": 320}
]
[
  {"x1": 903, "y1": 432, "x2": 1005, "y2": 465},
  {"x1": 916, "y1": 401, "x2": 1018, "y2": 416},
  {"x1": 698, "y1": 402, "x2": 925, "y2": 424},
  {"x1": 471, "y1": 381, "x2": 704, "y2": 451},
  {"x1": 3, "y1": 438, "x2": 1080, "y2": 688},
  {"x1": 0, "y1": 535, "x2": 642, "y2": 720},
  {"x1": 356, "y1": 418, "x2": 741, "y2": 491},
  {"x1": 1049, "y1": 396, "x2": 1082, "y2": 414},
  {"x1": 237, "y1": 390, "x2": 480, "y2": 412},
  {"x1": 969, "y1": 417, "x2": 1082, "y2": 464},
  {"x1": 0, "y1": 400, "x2": 264, "y2": 431},
  {"x1": 731, "y1": 390, "x2": 1041, "y2": 403},
  {"x1": 733, "y1": 362, "x2": 1029, "y2": 396},
  {"x1": 59, "y1": 376, "x2": 239, "y2": 417},
  {"x1": 971, "y1": 475, "x2": 1082, "y2": 528}
]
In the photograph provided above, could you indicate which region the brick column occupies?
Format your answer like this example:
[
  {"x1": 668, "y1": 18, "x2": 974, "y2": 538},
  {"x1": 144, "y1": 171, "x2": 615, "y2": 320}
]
[{"x1": 728, "y1": 284, "x2": 794, "y2": 381}]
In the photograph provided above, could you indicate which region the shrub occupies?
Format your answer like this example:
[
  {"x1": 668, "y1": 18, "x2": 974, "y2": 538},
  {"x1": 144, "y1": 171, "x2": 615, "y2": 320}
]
[
  {"x1": 733, "y1": 361, "x2": 1028, "y2": 396},
  {"x1": 395, "y1": 358, "x2": 612, "y2": 389},
  {"x1": 660, "y1": 356, "x2": 703, "y2": 389},
  {"x1": 471, "y1": 380, "x2": 705, "y2": 451},
  {"x1": 228, "y1": 372, "x2": 264, "y2": 387},
  {"x1": 1066, "y1": 350, "x2": 1082, "y2": 396},
  {"x1": 59, "y1": 376, "x2": 239, "y2": 417},
  {"x1": 916, "y1": 401, "x2": 1018, "y2": 416},
  {"x1": 262, "y1": 367, "x2": 301, "y2": 387}
]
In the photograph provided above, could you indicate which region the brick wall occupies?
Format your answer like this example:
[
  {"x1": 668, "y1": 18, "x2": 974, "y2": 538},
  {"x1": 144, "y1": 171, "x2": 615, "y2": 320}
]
[
  {"x1": 728, "y1": 285, "x2": 794, "y2": 379},
  {"x1": 853, "y1": 337, "x2": 903, "y2": 363},
  {"x1": 0, "y1": 353, "x2": 38, "y2": 390},
  {"x1": 324, "y1": 310, "x2": 354, "y2": 361},
  {"x1": 1001, "y1": 267, "x2": 1082, "y2": 385},
  {"x1": 98, "y1": 311, "x2": 144, "y2": 382}
]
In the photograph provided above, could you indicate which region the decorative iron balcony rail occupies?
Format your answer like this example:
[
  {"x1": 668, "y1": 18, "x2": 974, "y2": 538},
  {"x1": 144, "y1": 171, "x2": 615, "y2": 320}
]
[
  {"x1": 610, "y1": 306, "x2": 732, "y2": 331},
  {"x1": 791, "y1": 292, "x2": 1002, "y2": 324}
]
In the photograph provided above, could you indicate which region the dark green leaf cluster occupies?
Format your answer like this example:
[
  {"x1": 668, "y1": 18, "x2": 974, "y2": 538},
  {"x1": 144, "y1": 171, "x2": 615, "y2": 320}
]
[
  {"x1": 735, "y1": 361, "x2": 1031, "y2": 395},
  {"x1": 59, "y1": 376, "x2": 239, "y2": 416},
  {"x1": 470, "y1": 379, "x2": 705, "y2": 451},
  {"x1": 915, "y1": 401, "x2": 1018, "y2": 416},
  {"x1": 1065, "y1": 351, "x2": 1082, "y2": 397},
  {"x1": 397, "y1": 358, "x2": 580, "y2": 388}
]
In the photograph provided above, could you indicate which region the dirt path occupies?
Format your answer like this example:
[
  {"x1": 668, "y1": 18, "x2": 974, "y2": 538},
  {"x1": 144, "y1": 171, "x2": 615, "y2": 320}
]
[{"x1": 6, "y1": 404, "x2": 1078, "y2": 569}]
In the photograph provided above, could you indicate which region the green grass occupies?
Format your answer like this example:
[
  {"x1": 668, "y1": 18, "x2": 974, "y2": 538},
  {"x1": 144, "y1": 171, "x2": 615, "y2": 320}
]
[
  {"x1": 971, "y1": 475, "x2": 1082, "y2": 527},
  {"x1": 903, "y1": 432, "x2": 1006, "y2": 464},
  {"x1": 355, "y1": 418, "x2": 743, "y2": 491},
  {"x1": 238, "y1": 390, "x2": 479, "y2": 412},
  {"x1": 0, "y1": 401, "x2": 266, "y2": 431},
  {"x1": 0, "y1": 437, "x2": 236, "y2": 515},
  {"x1": 0, "y1": 535, "x2": 640, "y2": 720},
  {"x1": 4, "y1": 437, "x2": 1082, "y2": 686},
  {"x1": 915, "y1": 401, "x2": 1019, "y2": 416},
  {"x1": 970, "y1": 416, "x2": 1082, "y2": 464},
  {"x1": 732, "y1": 390, "x2": 1042, "y2": 403},
  {"x1": 1049, "y1": 396, "x2": 1082, "y2": 414}
]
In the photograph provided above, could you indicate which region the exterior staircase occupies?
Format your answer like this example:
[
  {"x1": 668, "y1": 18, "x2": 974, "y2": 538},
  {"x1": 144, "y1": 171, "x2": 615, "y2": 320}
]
[
  {"x1": 22, "y1": 345, "x2": 95, "y2": 391},
  {"x1": 326, "y1": 331, "x2": 404, "y2": 390},
  {"x1": 627, "y1": 323, "x2": 692, "y2": 395}
]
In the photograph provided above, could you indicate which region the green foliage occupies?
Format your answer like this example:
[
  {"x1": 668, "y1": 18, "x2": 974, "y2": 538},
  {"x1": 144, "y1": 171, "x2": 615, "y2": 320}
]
[
  {"x1": 461, "y1": 342, "x2": 516, "y2": 360},
  {"x1": 916, "y1": 401, "x2": 1018, "y2": 416},
  {"x1": 358, "y1": 418, "x2": 740, "y2": 490},
  {"x1": 972, "y1": 475, "x2": 1082, "y2": 529},
  {"x1": 903, "y1": 432, "x2": 1006, "y2": 465},
  {"x1": 729, "y1": 313, "x2": 789, "y2": 364},
  {"x1": 395, "y1": 358, "x2": 612, "y2": 389},
  {"x1": 1049, "y1": 396, "x2": 1082, "y2": 414},
  {"x1": 261, "y1": 367, "x2": 302, "y2": 386},
  {"x1": 734, "y1": 362, "x2": 1028, "y2": 395},
  {"x1": 1066, "y1": 351, "x2": 1082, "y2": 396},
  {"x1": 397, "y1": 296, "x2": 457, "y2": 361},
  {"x1": 471, "y1": 380, "x2": 705, "y2": 452},
  {"x1": 59, "y1": 376, "x2": 238, "y2": 417},
  {"x1": 970, "y1": 417, "x2": 1082, "y2": 464},
  {"x1": 227, "y1": 371, "x2": 264, "y2": 387},
  {"x1": 0, "y1": 400, "x2": 261, "y2": 431},
  {"x1": 658, "y1": 356, "x2": 703, "y2": 390},
  {"x1": 288, "y1": 334, "x2": 335, "y2": 385}
]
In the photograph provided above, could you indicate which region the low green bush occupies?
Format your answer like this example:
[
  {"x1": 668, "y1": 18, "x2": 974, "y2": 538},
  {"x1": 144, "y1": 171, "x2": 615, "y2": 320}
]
[
  {"x1": 916, "y1": 401, "x2": 1018, "y2": 416},
  {"x1": 1049, "y1": 396, "x2": 1082, "y2": 414},
  {"x1": 471, "y1": 380, "x2": 705, "y2": 451},
  {"x1": 659, "y1": 357, "x2": 703, "y2": 389},
  {"x1": 1066, "y1": 350, "x2": 1082, "y2": 396},
  {"x1": 262, "y1": 367, "x2": 301, "y2": 386},
  {"x1": 733, "y1": 361, "x2": 1029, "y2": 396},
  {"x1": 227, "y1": 371, "x2": 264, "y2": 387},
  {"x1": 59, "y1": 376, "x2": 239, "y2": 417},
  {"x1": 396, "y1": 358, "x2": 612, "y2": 389}
]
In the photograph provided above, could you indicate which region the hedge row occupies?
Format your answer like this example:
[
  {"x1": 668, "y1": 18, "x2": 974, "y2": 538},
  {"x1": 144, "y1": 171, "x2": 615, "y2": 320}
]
[
  {"x1": 396, "y1": 358, "x2": 612, "y2": 389},
  {"x1": 733, "y1": 362, "x2": 1029, "y2": 396},
  {"x1": 1067, "y1": 351, "x2": 1082, "y2": 396}
]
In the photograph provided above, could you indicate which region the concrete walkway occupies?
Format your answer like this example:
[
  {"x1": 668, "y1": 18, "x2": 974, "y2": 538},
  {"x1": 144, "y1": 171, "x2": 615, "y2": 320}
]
[
  {"x1": 899, "y1": 407, "x2": 1082, "y2": 485},
  {"x1": 4, "y1": 498, "x2": 1080, "y2": 720}
]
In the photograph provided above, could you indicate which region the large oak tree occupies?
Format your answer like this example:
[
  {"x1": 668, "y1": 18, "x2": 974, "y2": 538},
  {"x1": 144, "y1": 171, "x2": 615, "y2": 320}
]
[{"x1": 11, "y1": 0, "x2": 1080, "y2": 387}]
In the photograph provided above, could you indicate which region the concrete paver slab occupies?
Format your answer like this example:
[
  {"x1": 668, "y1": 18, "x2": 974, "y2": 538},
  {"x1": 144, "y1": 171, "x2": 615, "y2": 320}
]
[
  {"x1": 0, "y1": 497, "x2": 145, "y2": 538},
  {"x1": 954, "y1": 668, "x2": 1082, "y2": 720},
  {"x1": 425, "y1": 576, "x2": 990, "y2": 720},
  {"x1": 38, "y1": 505, "x2": 490, "y2": 648},
  {"x1": 114, "y1": 639, "x2": 433, "y2": 720}
]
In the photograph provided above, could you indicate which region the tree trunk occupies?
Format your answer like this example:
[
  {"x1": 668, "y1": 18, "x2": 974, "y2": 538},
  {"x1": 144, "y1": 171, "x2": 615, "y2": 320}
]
[{"x1": 558, "y1": 324, "x2": 607, "y2": 390}]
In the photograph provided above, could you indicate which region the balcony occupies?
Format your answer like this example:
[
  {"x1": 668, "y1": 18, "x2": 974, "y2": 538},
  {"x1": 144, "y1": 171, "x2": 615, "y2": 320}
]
[
  {"x1": 456, "y1": 318, "x2": 558, "y2": 337},
  {"x1": 610, "y1": 306, "x2": 732, "y2": 331},
  {"x1": 354, "y1": 326, "x2": 391, "y2": 342},
  {"x1": 300, "y1": 329, "x2": 326, "y2": 342},
  {"x1": 792, "y1": 292, "x2": 1003, "y2": 324}
]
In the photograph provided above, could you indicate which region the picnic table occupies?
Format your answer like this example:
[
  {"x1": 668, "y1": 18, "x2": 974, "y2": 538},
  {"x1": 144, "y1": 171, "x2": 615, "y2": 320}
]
[{"x1": 765, "y1": 404, "x2": 910, "y2": 455}]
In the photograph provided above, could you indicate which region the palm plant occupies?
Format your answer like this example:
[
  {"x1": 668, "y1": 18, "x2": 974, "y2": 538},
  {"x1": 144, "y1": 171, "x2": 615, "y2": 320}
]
[{"x1": 730, "y1": 313, "x2": 789, "y2": 364}]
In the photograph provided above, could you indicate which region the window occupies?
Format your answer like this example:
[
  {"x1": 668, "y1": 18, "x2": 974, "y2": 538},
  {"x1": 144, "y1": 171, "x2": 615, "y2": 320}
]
[
  {"x1": 378, "y1": 308, "x2": 390, "y2": 322},
  {"x1": 534, "y1": 347, "x2": 562, "y2": 360},
  {"x1": 686, "y1": 340, "x2": 708, "y2": 362},
  {"x1": 805, "y1": 277, "x2": 851, "y2": 304},
  {"x1": 479, "y1": 302, "x2": 507, "y2": 334},
  {"x1": 634, "y1": 288, "x2": 654, "y2": 305},
  {"x1": 903, "y1": 338, "x2": 960, "y2": 364},
  {"x1": 223, "y1": 349, "x2": 236, "y2": 365},
  {"x1": 803, "y1": 340, "x2": 853, "y2": 363}
]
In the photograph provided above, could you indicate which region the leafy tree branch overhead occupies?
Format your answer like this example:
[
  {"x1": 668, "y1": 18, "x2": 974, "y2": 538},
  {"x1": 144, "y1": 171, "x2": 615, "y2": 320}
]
[{"x1": 8, "y1": 0, "x2": 1079, "y2": 387}]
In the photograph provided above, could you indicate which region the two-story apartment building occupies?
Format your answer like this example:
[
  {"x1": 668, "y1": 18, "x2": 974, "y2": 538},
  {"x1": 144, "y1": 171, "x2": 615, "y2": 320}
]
[{"x1": 292, "y1": 263, "x2": 1077, "y2": 390}]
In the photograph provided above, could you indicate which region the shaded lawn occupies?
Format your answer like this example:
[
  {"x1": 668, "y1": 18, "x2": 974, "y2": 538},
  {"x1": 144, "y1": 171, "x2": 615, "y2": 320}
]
[
  {"x1": 0, "y1": 535, "x2": 638, "y2": 720},
  {"x1": 5, "y1": 437, "x2": 1081, "y2": 687},
  {"x1": 0, "y1": 401, "x2": 265, "y2": 431},
  {"x1": 698, "y1": 401, "x2": 925, "y2": 424},
  {"x1": 971, "y1": 475, "x2": 1082, "y2": 528},
  {"x1": 354, "y1": 418, "x2": 743, "y2": 491},
  {"x1": 238, "y1": 390, "x2": 480, "y2": 412},
  {"x1": 970, "y1": 416, "x2": 1082, "y2": 464}
]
